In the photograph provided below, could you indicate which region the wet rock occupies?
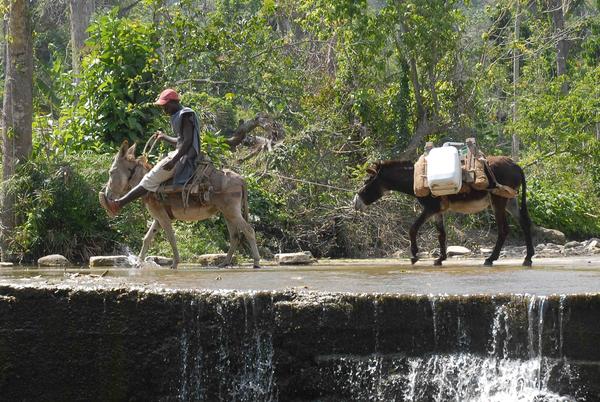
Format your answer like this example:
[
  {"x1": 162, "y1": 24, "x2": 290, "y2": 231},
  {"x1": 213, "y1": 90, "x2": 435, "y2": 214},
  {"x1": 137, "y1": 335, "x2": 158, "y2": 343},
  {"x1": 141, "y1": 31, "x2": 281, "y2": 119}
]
[
  {"x1": 144, "y1": 256, "x2": 173, "y2": 266},
  {"x1": 275, "y1": 252, "x2": 314, "y2": 265},
  {"x1": 191, "y1": 253, "x2": 235, "y2": 266},
  {"x1": 89, "y1": 255, "x2": 134, "y2": 267},
  {"x1": 533, "y1": 226, "x2": 566, "y2": 245},
  {"x1": 37, "y1": 254, "x2": 70, "y2": 267},
  {"x1": 447, "y1": 246, "x2": 471, "y2": 257}
]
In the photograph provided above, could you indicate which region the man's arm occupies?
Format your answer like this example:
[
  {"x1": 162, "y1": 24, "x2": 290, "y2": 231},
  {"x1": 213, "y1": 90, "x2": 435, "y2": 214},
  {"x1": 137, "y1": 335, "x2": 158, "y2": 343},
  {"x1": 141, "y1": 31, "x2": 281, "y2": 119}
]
[
  {"x1": 163, "y1": 115, "x2": 195, "y2": 170},
  {"x1": 155, "y1": 131, "x2": 177, "y2": 146}
]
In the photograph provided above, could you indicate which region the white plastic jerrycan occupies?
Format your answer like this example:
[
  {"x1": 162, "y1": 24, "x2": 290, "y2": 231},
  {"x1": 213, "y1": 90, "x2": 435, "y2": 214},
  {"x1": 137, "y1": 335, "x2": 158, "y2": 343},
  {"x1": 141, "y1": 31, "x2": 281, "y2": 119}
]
[{"x1": 426, "y1": 146, "x2": 462, "y2": 196}]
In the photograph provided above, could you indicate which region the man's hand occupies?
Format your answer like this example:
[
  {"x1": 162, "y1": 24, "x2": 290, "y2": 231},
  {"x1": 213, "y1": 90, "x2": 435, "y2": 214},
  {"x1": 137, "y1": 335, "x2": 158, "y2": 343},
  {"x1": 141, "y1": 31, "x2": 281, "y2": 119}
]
[
  {"x1": 163, "y1": 160, "x2": 176, "y2": 171},
  {"x1": 154, "y1": 130, "x2": 165, "y2": 141}
]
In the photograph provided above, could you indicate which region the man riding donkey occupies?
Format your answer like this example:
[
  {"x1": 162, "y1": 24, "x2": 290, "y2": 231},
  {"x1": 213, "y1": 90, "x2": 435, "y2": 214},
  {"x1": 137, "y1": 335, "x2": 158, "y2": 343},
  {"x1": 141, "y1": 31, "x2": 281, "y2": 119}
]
[{"x1": 100, "y1": 88, "x2": 201, "y2": 215}]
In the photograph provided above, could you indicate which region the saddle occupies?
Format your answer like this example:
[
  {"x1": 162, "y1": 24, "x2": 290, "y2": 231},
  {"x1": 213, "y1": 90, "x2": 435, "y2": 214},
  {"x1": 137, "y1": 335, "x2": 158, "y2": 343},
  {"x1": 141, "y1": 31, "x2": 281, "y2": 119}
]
[{"x1": 154, "y1": 160, "x2": 218, "y2": 206}]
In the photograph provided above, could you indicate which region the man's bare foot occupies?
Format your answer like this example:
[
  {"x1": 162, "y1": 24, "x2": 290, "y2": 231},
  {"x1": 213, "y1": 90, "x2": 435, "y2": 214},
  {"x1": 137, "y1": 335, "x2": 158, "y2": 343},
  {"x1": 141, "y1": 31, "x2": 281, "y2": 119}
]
[{"x1": 98, "y1": 192, "x2": 121, "y2": 217}]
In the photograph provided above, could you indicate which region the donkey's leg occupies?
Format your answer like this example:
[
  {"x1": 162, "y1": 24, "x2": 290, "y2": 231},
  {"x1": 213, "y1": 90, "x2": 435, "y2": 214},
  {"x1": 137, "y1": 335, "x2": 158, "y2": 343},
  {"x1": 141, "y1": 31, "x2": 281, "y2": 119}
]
[
  {"x1": 139, "y1": 219, "x2": 160, "y2": 262},
  {"x1": 502, "y1": 197, "x2": 534, "y2": 266},
  {"x1": 237, "y1": 217, "x2": 261, "y2": 269},
  {"x1": 154, "y1": 212, "x2": 179, "y2": 269},
  {"x1": 220, "y1": 219, "x2": 241, "y2": 268},
  {"x1": 484, "y1": 196, "x2": 509, "y2": 266},
  {"x1": 518, "y1": 202, "x2": 535, "y2": 267},
  {"x1": 433, "y1": 214, "x2": 447, "y2": 266},
  {"x1": 409, "y1": 209, "x2": 434, "y2": 265}
]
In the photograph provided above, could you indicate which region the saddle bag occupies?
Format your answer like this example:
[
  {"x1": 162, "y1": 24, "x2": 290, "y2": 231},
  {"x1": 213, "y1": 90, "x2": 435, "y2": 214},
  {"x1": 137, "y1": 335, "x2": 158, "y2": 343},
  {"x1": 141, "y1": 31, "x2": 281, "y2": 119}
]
[{"x1": 413, "y1": 154, "x2": 430, "y2": 197}]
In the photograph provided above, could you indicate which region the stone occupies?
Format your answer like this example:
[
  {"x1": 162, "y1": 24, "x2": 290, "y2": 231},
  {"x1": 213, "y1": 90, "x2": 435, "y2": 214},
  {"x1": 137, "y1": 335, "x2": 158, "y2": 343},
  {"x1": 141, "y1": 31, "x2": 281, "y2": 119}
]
[
  {"x1": 275, "y1": 252, "x2": 314, "y2": 265},
  {"x1": 0, "y1": 262, "x2": 14, "y2": 267},
  {"x1": 144, "y1": 256, "x2": 173, "y2": 266},
  {"x1": 533, "y1": 226, "x2": 566, "y2": 245},
  {"x1": 89, "y1": 255, "x2": 134, "y2": 268},
  {"x1": 192, "y1": 253, "x2": 235, "y2": 266},
  {"x1": 564, "y1": 241, "x2": 580, "y2": 249},
  {"x1": 480, "y1": 248, "x2": 493, "y2": 254},
  {"x1": 447, "y1": 246, "x2": 471, "y2": 257},
  {"x1": 37, "y1": 254, "x2": 70, "y2": 267},
  {"x1": 585, "y1": 239, "x2": 599, "y2": 252}
]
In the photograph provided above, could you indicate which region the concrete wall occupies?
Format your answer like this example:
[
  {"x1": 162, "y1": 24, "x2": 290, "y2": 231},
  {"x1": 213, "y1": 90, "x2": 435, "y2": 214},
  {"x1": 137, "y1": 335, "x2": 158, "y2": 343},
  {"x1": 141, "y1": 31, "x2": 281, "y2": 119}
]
[{"x1": 0, "y1": 286, "x2": 598, "y2": 401}]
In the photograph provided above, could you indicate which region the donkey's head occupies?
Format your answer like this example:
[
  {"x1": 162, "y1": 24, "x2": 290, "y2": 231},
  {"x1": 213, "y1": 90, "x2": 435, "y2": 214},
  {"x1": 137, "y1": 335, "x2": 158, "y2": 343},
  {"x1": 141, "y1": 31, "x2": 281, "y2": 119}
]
[
  {"x1": 105, "y1": 140, "x2": 138, "y2": 199},
  {"x1": 353, "y1": 160, "x2": 415, "y2": 211},
  {"x1": 353, "y1": 163, "x2": 386, "y2": 211}
]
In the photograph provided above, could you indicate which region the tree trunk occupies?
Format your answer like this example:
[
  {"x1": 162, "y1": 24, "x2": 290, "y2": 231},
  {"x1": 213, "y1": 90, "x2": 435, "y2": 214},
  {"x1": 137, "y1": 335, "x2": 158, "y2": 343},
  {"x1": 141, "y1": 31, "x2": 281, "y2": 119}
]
[
  {"x1": 550, "y1": 0, "x2": 569, "y2": 77},
  {"x1": 69, "y1": 0, "x2": 95, "y2": 77},
  {"x1": 1, "y1": 0, "x2": 33, "y2": 261},
  {"x1": 512, "y1": 0, "x2": 521, "y2": 161}
]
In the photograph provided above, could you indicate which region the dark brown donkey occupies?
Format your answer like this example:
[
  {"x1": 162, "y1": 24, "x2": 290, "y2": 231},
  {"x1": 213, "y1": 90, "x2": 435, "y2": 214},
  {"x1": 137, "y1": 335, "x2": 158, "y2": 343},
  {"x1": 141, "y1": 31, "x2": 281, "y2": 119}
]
[{"x1": 353, "y1": 156, "x2": 534, "y2": 266}]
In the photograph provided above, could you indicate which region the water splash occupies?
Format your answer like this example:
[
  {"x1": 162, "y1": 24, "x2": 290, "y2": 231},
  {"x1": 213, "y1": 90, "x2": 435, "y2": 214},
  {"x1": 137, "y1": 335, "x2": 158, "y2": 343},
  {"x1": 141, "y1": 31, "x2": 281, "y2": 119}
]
[{"x1": 404, "y1": 353, "x2": 571, "y2": 402}]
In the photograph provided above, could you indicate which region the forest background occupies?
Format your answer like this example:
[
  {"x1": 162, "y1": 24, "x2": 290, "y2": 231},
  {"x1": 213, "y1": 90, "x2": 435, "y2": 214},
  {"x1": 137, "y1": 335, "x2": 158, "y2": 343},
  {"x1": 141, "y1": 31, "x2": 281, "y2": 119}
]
[{"x1": 0, "y1": 0, "x2": 599, "y2": 263}]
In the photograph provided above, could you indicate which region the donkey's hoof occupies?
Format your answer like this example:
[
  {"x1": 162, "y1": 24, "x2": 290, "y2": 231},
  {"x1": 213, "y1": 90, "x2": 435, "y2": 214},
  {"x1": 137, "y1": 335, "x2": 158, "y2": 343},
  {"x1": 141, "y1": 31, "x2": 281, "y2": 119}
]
[
  {"x1": 522, "y1": 260, "x2": 532, "y2": 267},
  {"x1": 410, "y1": 257, "x2": 419, "y2": 265},
  {"x1": 433, "y1": 259, "x2": 444, "y2": 266},
  {"x1": 253, "y1": 264, "x2": 261, "y2": 269},
  {"x1": 483, "y1": 259, "x2": 494, "y2": 267}
]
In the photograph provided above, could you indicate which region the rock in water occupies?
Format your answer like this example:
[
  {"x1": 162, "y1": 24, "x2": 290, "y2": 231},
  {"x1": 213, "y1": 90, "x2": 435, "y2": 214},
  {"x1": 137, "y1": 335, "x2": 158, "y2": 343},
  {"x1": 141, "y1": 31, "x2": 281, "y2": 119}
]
[
  {"x1": 89, "y1": 256, "x2": 133, "y2": 268},
  {"x1": 564, "y1": 241, "x2": 580, "y2": 249},
  {"x1": 144, "y1": 256, "x2": 173, "y2": 266},
  {"x1": 192, "y1": 253, "x2": 235, "y2": 266},
  {"x1": 38, "y1": 254, "x2": 70, "y2": 267},
  {"x1": 275, "y1": 252, "x2": 314, "y2": 265},
  {"x1": 447, "y1": 246, "x2": 471, "y2": 257}
]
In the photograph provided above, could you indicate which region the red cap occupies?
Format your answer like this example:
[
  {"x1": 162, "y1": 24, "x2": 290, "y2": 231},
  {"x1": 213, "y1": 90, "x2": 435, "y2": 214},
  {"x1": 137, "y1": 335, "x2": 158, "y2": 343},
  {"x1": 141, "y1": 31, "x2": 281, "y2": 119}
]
[{"x1": 154, "y1": 88, "x2": 180, "y2": 105}]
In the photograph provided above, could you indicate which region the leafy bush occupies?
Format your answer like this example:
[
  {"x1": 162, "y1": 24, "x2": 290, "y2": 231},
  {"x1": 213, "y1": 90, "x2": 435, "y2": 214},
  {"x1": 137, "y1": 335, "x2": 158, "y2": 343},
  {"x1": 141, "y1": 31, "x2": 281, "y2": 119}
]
[
  {"x1": 58, "y1": 11, "x2": 163, "y2": 152},
  {"x1": 5, "y1": 154, "x2": 146, "y2": 263},
  {"x1": 526, "y1": 172, "x2": 600, "y2": 239}
]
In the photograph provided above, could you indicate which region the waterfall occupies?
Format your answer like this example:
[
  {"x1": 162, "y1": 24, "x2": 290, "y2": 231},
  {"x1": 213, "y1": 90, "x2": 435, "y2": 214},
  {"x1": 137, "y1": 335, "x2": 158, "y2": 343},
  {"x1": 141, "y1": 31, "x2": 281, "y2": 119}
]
[
  {"x1": 178, "y1": 292, "x2": 276, "y2": 402},
  {"x1": 318, "y1": 294, "x2": 579, "y2": 402}
]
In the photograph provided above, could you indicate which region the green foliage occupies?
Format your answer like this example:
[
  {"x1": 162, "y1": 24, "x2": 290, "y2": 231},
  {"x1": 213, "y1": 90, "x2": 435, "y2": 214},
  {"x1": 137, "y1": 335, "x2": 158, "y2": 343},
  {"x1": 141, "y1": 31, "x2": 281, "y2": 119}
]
[
  {"x1": 5, "y1": 154, "x2": 135, "y2": 262},
  {"x1": 14, "y1": 0, "x2": 600, "y2": 263},
  {"x1": 527, "y1": 175, "x2": 600, "y2": 239},
  {"x1": 58, "y1": 11, "x2": 163, "y2": 152}
]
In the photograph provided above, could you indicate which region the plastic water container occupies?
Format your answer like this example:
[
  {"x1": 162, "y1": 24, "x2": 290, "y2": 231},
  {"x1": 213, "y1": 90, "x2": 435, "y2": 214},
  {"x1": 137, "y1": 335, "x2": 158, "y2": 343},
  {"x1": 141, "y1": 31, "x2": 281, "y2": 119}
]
[{"x1": 426, "y1": 146, "x2": 462, "y2": 196}]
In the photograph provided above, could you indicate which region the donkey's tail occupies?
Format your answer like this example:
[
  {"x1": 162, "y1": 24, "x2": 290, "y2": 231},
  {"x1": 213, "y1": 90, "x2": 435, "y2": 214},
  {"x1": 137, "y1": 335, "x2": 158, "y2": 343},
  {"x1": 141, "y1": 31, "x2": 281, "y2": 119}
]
[
  {"x1": 518, "y1": 166, "x2": 531, "y2": 224},
  {"x1": 242, "y1": 179, "x2": 249, "y2": 222}
]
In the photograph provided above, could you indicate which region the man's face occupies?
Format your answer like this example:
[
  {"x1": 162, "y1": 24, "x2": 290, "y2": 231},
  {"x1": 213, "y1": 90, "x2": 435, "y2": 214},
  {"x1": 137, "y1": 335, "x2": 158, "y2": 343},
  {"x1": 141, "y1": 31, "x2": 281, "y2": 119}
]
[{"x1": 161, "y1": 101, "x2": 179, "y2": 115}]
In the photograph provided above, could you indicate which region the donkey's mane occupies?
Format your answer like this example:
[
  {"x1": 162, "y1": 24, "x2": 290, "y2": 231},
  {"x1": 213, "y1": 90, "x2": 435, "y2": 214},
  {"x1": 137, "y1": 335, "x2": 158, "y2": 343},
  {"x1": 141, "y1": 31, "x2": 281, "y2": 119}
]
[{"x1": 377, "y1": 159, "x2": 414, "y2": 170}]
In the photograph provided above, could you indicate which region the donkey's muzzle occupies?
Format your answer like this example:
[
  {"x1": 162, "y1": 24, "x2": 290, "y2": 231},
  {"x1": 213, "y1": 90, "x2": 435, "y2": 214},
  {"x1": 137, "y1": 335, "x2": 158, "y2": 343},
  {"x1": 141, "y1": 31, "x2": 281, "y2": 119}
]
[{"x1": 352, "y1": 194, "x2": 367, "y2": 211}]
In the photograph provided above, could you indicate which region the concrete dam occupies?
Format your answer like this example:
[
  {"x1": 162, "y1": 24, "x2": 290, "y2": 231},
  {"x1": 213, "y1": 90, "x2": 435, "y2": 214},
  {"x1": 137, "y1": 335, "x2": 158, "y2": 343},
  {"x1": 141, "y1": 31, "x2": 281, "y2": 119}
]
[{"x1": 1, "y1": 259, "x2": 599, "y2": 401}]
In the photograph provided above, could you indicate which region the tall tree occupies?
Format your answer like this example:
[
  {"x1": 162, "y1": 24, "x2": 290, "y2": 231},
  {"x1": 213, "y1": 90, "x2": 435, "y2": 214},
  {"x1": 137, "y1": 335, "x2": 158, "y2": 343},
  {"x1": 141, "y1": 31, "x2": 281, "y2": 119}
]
[
  {"x1": 1, "y1": 0, "x2": 33, "y2": 261},
  {"x1": 69, "y1": 0, "x2": 95, "y2": 76},
  {"x1": 512, "y1": 0, "x2": 521, "y2": 160}
]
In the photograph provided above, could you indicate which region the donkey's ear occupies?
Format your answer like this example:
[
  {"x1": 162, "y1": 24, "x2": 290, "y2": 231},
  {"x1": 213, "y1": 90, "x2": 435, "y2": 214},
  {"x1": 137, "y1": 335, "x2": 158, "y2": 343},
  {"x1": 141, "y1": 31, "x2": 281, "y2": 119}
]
[
  {"x1": 366, "y1": 166, "x2": 377, "y2": 176},
  {"x1": 119, "y1": 140, "x2": 129, "y2": 157},
  {"x1": 127, "y1": 143, "x2": 137, "y2": 156}
]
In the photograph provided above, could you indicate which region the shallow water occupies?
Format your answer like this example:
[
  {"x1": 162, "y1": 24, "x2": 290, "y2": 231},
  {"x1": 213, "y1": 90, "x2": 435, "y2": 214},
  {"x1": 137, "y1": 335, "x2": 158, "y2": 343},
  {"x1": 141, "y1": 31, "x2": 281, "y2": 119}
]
[{"x1": 1, "y1": 255, "x2": 598, "y2": 295}]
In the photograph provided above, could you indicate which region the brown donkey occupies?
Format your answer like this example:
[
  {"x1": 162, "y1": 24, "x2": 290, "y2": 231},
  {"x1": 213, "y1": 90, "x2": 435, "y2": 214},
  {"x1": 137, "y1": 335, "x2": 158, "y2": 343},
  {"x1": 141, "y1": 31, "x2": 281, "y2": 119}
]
[
  {"x1": 101, "y1": 141, "x2": 261, "y2": 269},
  {"x1": 353, "y1": 156, "x2": 534, "y2": 266}
]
